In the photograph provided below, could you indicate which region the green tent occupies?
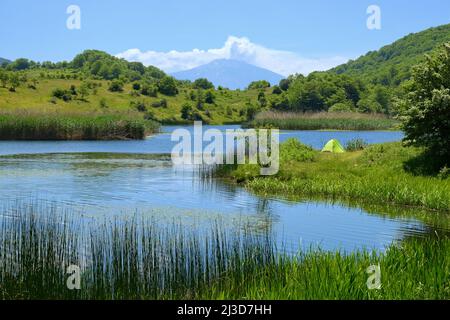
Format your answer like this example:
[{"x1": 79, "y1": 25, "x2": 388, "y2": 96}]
[{"x1": 321, "y1": 139, "x2": 345, "y2": 153}]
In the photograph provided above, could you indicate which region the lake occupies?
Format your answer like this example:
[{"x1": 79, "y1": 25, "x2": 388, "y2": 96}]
[{"x1": 0, "y1": 126, "x2": 445, "y2": 253}]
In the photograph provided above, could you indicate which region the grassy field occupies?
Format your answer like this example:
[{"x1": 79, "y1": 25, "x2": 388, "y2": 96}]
[
  {"x1": 0, "y1": 204, "x2": 448, "y2": 300},
  {"x1": 214, "y1": 139, "x2": 450, "y2": 212},
  {"x1": 247, "y1": 111, "x2": 399, "y2": 130},
  {"x1": 0, "y1": 73, "x2": 262, "y2": 125}
]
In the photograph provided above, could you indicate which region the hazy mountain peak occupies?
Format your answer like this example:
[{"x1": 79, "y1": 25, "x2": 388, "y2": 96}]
[{"x1": 171, "y1": 59, "x2": 284, "y2": 89}]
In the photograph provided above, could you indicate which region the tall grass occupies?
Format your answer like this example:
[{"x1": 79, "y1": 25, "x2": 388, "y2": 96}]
[
  {"x1": 0, "y1": 203, "x2": 448, "y2": 300},
  {"x1": 247, "y1": 111, "x2": 398, "y2": 130},
  {"x1": 0, "y1": 113, "x2": 159, "y2": 140}
]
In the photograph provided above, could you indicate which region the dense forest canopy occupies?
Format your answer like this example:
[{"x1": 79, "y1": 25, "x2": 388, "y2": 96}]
[{"x1": 331, "y1": 23, "x2": 450, "y2": 87}]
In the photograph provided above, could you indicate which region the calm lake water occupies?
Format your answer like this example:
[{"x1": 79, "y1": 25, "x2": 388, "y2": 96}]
[{"x1": 0, "y1": 126, "x2": 445, "y2": 253}]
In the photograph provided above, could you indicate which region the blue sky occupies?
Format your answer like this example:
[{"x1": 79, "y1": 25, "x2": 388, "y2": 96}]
[{"x1": 1, "y1": 0, "x2": 449, "y2": 75}]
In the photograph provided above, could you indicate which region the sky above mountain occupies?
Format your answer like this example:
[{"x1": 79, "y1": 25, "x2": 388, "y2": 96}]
[{"x1": 1, "y1": 0, "x2": 450, "y2": 75}]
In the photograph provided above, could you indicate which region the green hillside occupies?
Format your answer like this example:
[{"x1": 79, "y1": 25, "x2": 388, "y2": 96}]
[
  {"x1": 332, "y1": 23, "x2": 450, "y2": 86},
  {"x1": 0, "y1": 50, "x2": 263, "y2": 125}
]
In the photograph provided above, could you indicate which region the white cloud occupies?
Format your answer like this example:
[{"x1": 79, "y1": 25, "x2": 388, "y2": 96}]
[{"x1": 116, "y1": 36, "x2": 349, "y2": 76}]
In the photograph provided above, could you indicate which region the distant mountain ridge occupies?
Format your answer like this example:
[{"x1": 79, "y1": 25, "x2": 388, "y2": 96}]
[
  {"x1": 331, "y1": 23, "x2": 450, "y2": 86},
  {"x1": 172, "y1": 59, "x2": 284, "y2": 90},
  {"x1": 0, "y1": 57, "x2": 11, "y2": 65}
]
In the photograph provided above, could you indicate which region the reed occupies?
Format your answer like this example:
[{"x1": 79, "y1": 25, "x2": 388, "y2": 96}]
[
  {"x1": 0, "y1": 202, "x2": 448, "y2": 300},
  {"x1": 0, "y1": 113, "x2": 159, "y2": 140},
  {"x1": 247, "y1": 111, "x2": 398, "y2": 131}
]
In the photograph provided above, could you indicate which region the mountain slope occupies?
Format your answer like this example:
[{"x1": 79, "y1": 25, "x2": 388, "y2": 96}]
[
  {"x1": 172, "y1": 59, "x2": 284, "y2": 90},
  {"x1": 331, "y1": 23, "x2": 450, "y2": 86},
  {"x1": 0, "y1": 57, "x2": 11, "y2": 65}
]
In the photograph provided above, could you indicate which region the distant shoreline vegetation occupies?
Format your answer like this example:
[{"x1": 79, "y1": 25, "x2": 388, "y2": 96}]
[
  {"x1": 0, "y1": 112, "x2": 159, "y2": 140},
  {"x1": 246, "y1": 111, "x2": 399, "y2": 131}
]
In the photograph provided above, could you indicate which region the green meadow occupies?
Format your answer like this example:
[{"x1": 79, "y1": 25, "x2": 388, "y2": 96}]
[{"x1": 214, "y1": 140, "x2": 450, "y2": 212}]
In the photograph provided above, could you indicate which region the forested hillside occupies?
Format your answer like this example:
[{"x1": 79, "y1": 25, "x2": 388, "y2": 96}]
[
  {"x1": 332, "y1": 23, "x2": 450, "y2": 86},
  {"x1": 267, "y1": 24, "x2": 450, "y2": 115}
]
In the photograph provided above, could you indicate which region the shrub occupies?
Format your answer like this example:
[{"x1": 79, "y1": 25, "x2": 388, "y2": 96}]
[
  {"x1": 205, "y1": 90, "x2": 215, "y2": 104},
  {"x1": 141, "y1": 84, "x2": 157, "y2": 97},
  {"x1": 157, "y1": 76, "x2": 178, "y2": 96},
  {"x1": 329, "y1": 102, "x2": 354, "y2": 112},
  {"x1": 181, "y1": 103, "x2": 193, "y2": 120},
  {"x1": 345, "y1": 138, "x2": 368, "y2": 151},
  {"x1": 108, "y1": 80, "x2": 123, "y2": 92},
  {"x1": 193, "y1": 78, "x2": 214, "y2": 90},
  {"x1": 247, "y1": 80, "x2": 270, "y2": 90},
  {"x1": 132, "y1": 82, "x2": 141, "y2": 91},
  {"x1": 272, "y1": 85, "x2": 282, "y2": 95},
  {"x1": 151, "y1": 99, "x2": 168, "y2": 108},
  {"x1": 132, "y1": 101, "x2": 147, "y2": 112}
]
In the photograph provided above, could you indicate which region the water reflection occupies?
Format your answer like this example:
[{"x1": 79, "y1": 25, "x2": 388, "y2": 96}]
[{"x1": 1, "y1": 152, "x2": 447, "y2": 254}]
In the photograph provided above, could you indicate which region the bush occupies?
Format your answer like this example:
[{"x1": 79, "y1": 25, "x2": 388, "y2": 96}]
[
  {"x1": 205, "y1": 90, "x2": 215, "y2": 104},
  {"x1": 329, "y1": 102, "x2": 354, "y2": 112},
  {"x1": 193, "y1": 78, "x2": 214, "y2": 90},
  {"x1": 132, "y1": 82, "x2": 141, "y2": 91},
  {"x1": 157, "y1": 76, "x2": 178, "y2": 96},
  {"x1": 108, "y1": 80, "x2": 123, "y2": 92},
  {"x1": 141, "y1": 84, "x2": 157, "y2": 97},
  {"x1": 151, "y1": 99, "x2": 168, "y2": 108},
  {"x1": 345, "y1": 138, "x2": 368, "y2": 151},
  {"x1": 272, "y1": 85, "x2": 282, "y2": 95},
  {"x1": 52, "y1": 88, "x2": 66, "y2": 99},
  {"x1": 247, "y1": 80, "x2": 270, "y2": 90},
  {"x1": 132, "y1": 101, "x2": 147, "y2": 112},
  {"x1": 181, "y1": 103, "x2": 193, "y2": 120},
  {"x1": 280, "y1": 138, "x2": 316, "y2": 162}
]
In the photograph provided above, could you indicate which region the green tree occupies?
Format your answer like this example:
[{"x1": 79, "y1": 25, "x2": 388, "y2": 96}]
[
  {"x1": 0, "y1": 70, "x2": 8, "y2": 87},
  {"x1": 193, "y1": 78, "x2": 214, "y2": 90},
  {"x1": 204, "y1": 90, "x2": 215, "y2": 104},
  {"x1": 8, "y1": 73, "x2": 20, "y2": 91},
  {"x1": 157, "y1": 76, "x2": 178, "y2": 96},
  {"x1": 181, "y1": 103, "x2": 193, "y2": 120},
  {"x1": 9, "y1": 58, "x2": 31, "y2": 71},
  {"x1": 397, "y1": 43, "x2": 450, "y2": 162},
  {"x1": 247, "y1": 80, "x2": 270, "y2": 90},
  {"x1": 272, "y1": 85, "x2": 282, "y2": 95},
  {"x1": 108, "y1": 80, "x2": 123, "y2": 92},
  {"x1": 79, "y1": 82, "x2": 90, "y2": 100}
]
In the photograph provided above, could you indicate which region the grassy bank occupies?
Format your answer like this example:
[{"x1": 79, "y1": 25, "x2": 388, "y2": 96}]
[
  {"x1": 214, "y1": 140, "x2": 450, "y2": 212},
  {"x1": 0, "y1": 204, "x2": 448, "y2": 300},
  {"x1": 0, "y1": 113, "x2": 159, "y2": 140},
  {"x1": 247, "y1": 111, "x2": 399, "y2": 130}
]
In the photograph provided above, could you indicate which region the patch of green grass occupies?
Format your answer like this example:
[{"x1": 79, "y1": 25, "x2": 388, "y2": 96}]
[
  {"x1": 247, "y1": 111, "x2": 399, "y2": 130},
  {"x1": 0, "y1": 75, "x2": 261, "y2": 125},
  {"x1": 0, "y1": 113, "x2": 159, "y2": 140},
  {"x1": 215, "y1": 140, "x2": 450, "y2": 211},
  {"x1": 0, "y1": 203, "x2": 448, "y2": 300}
]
